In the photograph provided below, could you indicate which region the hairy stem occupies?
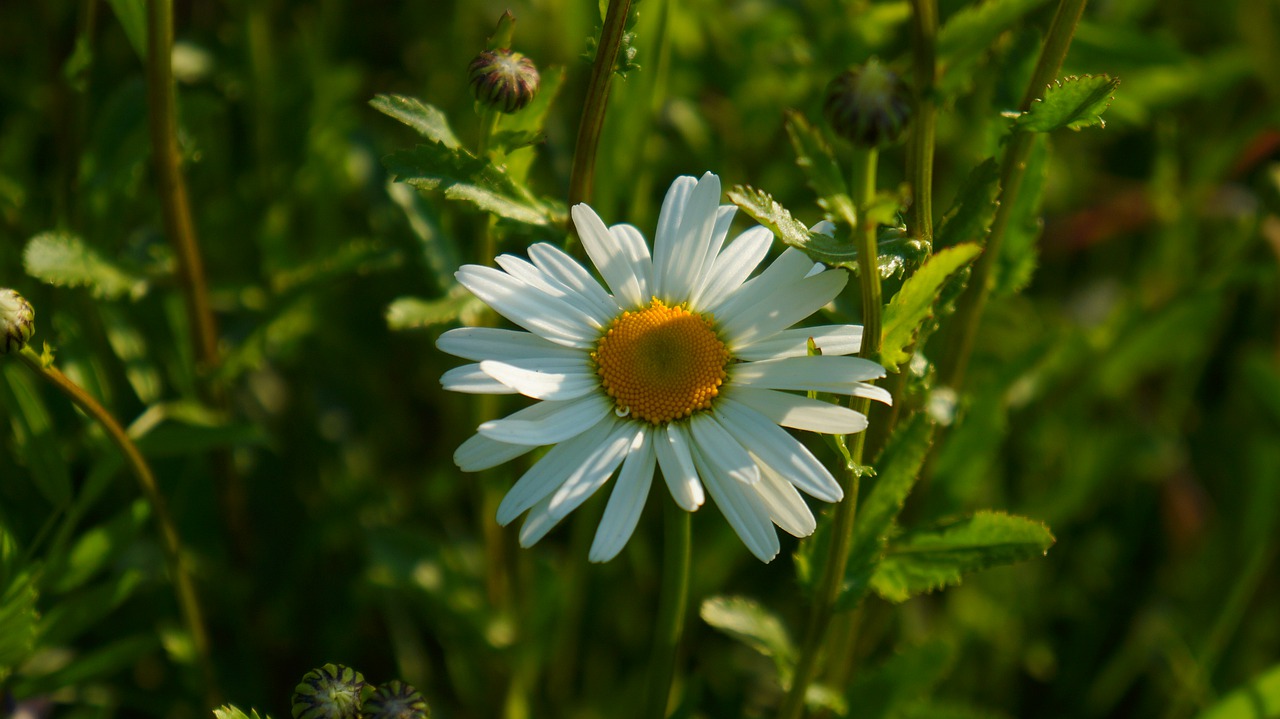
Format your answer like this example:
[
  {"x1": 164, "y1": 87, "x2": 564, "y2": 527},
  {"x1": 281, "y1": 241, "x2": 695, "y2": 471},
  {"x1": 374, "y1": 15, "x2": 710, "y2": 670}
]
[
  {"x1": 940, "y1": 0, "x2": 1088, "y2": 389},
  {"x1": 16, "y1": 346, "x2": 219, "y2": 705},
  {"x1": 567, "y1": 0, "x2": 632, "y2": 219},
  {"x1": 779, "y1": 148, "x2": 883, "y2": 719},
  {"x1": 907, "y1": 0, "x2": 938, "y2": 245},
  {"x1": 641, "y1": 498, "x2": 692, "y2": 719}
]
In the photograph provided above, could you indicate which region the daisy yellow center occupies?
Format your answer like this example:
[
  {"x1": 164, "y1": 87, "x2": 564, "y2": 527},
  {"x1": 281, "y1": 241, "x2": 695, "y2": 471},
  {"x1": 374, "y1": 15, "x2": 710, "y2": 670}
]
[{"x1": 592, "y1": 298, "x2": 731, "y2": 424}]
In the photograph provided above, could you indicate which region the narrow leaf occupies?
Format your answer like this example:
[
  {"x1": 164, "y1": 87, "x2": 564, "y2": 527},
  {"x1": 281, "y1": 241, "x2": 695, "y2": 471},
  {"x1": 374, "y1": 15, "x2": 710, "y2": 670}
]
[
  {"x1": 105, "y1": 0, "x2": 147, "y2": 61},
  {"x1": 1016, "y1": 74, "x2": 1120, "y2": 132},
  {"x1": 1194, "y1": 663, "x2": 1280, "y2": 719},
  {"x1": 0, "y1": 573, "x2": 39, "y2": 680},
  {"x1": 700, "y1": 595, "x2": 796, "y2": 669},
  {"x1": 0, "y1": 365, "x2": 72, "y2": 508},
  {"x1": 994, "y1": 135, "x2": 1049, "y2": 296},
  {"x1": 784, "y1": 111, "x2": 854, "y2": 218},
  {"x1": 935, "y1": 159, "x2": 1000, "y2": 249},
  {"x1": 845, "y1": 640, "x2": 955, "y2": 719},
  {"x1": 937, "y1": 0, "x2": 1050, "y2": 94},
  {"x1": 370, "y1": 94, "x2": 461, "y2": 150},
  {"x1": 871, "y1": 510, "x2": 1055, "y2": 602},
  {"x1": 24, "y1": 232, "x2": 148, "y2": 300},
  {"x1": 880, "y1": 244, "x2": 982, "y2": 371}
]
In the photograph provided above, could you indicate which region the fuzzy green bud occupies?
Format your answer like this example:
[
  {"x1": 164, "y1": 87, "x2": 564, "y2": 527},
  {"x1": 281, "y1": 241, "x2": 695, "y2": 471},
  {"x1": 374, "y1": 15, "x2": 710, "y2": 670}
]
[
  {"x1": 1, "y1": 289, "x2": 35, "y2": 355},
  {"x1": 292, "y1": 664, "x2": 365, "y2": 719},
  {"x1": 468, "y1": 49, "x2": 540, "y2": 114},
  {"x1": 363, "y1": 680, "x2": 430, "y2": 719},
  {"x1": 823, "y1": 59, "x2": 912, "y2": 148}
]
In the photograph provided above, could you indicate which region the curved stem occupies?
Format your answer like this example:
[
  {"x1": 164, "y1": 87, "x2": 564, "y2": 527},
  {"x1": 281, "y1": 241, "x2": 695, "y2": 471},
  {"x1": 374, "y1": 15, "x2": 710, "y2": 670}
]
[
  {"x1": 567, "y1": 0, "x2": 632, "y2": 224},
  {"x1": 16, "y1": 346, "x2": 219, "y2": 706},
  {"x1": 940, "y1": 0, "x2": 1088, "y2": 389},
  {"x1": 779, "y1": 148, "x2": 882, "y2": 719},
  {"x1": 907, "y1": 0, "x2": 938, "y2": 245},
  {"x1": 641, "y1": 498, "x2": 692, "y2": 719}
]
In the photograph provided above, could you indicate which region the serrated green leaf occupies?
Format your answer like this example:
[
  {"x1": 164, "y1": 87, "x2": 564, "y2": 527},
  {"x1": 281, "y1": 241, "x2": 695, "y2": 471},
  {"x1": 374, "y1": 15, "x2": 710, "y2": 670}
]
[
  {"x1": 838, "y1": 414, "x2": 936, "y2": 610},
  {"x1": 386, "y1": 290, "x2": 482, "y2": 330},
  {"x1": 700, "y1": 596, "x2": 796, "y2": 671},
  {"x1": 384, "y1": 143, "x2": 551, "y2": 226},
  {"x1": 784, "y1": 111, "x2": 854, "y2": 218},
  {"x1": 105, "y1": 0, "x2": 147, "y2": 61},
  {"x1": 935, "y1": 159, "x2": 1000, "y2": 249},
  {"x1": 214, "y1": 706, "x2": 274, "y2": 719},
  {"x1": 1016, "y1": 74, "x2": 1120, "y2": 132},
  {"x1": 994, "y1": 135, "x2": 1049, "y2": 296},
  {"x1": 871, "y1": 510, "x2": 1055, "y2": 602},
  {"x1": 880, "y1": 244, "x2": 982, "y2": 371},
  {"x1": 845, "y1": 640, "x2": 955, "y2": 719},
  {"x1": 0, "y1": 573, "x2": 39, "y2": 680},
  {"x1": 370, "y1": 94, "x2": 461, "y2": 150},
  {"x1": 24, "y1": 232, "x2": 149, "y2": 300},
  {"x1": 1194, "y1": 663, "x2": 1280, "y2": 719},
  {"x1": 727, "y1": 185, "x2": 814, "y2": 251},
  {"x1": 938, "y1": 0, "x2": 1050, "y2": 94}
]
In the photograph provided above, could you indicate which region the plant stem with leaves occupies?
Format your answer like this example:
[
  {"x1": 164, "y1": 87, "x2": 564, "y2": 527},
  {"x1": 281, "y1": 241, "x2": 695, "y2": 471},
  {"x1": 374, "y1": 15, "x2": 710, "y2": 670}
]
[
  {"x1": 15, "y1": 346, "x2": 219, "y2": 706},
  {"x1": 941, "y1": 0, "x2": 1088, "y2": 388},
  {"x1": 779, "y1": 148, "x2": 883, "y2": 719}
]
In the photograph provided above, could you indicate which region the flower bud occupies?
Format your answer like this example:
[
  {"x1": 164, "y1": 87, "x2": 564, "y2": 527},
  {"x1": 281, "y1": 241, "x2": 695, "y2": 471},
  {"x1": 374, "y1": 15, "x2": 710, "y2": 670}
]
[
  {"x1": 1, "y1": 288, "x2": 35, "y2": 355},
  {"x1": 822, "y1": 59, "x2": 912, "y2": 148},
  {"x1": 291, "y1": 664, "x2": 365, "y2": 719},
  {"x1": 363, "y1": 680, "x2": 430, "y2": 719},
  {"x1": 468, "y1": 49, "x2": 540, "y2": 114}
]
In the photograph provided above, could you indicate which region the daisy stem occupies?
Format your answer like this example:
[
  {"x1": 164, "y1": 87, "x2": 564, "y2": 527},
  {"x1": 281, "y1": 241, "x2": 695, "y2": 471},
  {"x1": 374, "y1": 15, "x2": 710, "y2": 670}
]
[
  {"x1": 940, "y1": 0, "x2": 1087, "y2": 389},
  {"x1": 641, "y1": 497, "x2": 692, "y2": 719},
  {"x1": 907, "y1": 0, "x2": 938, "y2": 245},
  {"x1": 15, "y1": 345, "x2": 219, "y2": 706},
  {"x1": 779, "y1": 148, "x2": 883, "y2": 719},
  {"x1": 477, "y1": 107, "x2": 501, "y2": 159},
  {"x1": 567, "y1": 0, "x2": 632, "y2": 228}
]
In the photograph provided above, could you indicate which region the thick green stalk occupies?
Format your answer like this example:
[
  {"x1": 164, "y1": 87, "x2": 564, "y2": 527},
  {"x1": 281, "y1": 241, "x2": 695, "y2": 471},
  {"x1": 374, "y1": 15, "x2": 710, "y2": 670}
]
[
  {"x1": 907, "y1": 0, "x2": 938, "y2": 245},
  {"x1": 567, "y1": 0, "x2": 633, "y2": 216},
  {"x1": 641, "y1": 499, "x2": 692, "y2": 719},
  {"x1": 779, "y1": 149, "x2": 882, "y2": 719},
  {"x1": 941, "y1": 0, "x2": 1088, "y2": 389},
  {"x1": 16, "y1": 346, "x2": 219, "y2": 706}
]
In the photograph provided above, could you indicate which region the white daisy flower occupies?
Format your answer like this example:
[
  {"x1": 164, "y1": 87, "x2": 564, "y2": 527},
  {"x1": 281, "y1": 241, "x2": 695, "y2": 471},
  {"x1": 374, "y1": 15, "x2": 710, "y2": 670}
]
[{"x1": 438, "y1": 172, "x2": 890, "y2": 563}]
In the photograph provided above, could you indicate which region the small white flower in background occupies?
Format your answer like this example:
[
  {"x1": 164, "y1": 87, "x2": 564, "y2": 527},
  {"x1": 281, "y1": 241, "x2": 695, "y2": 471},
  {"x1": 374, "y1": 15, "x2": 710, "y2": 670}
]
[{"x1": 438, "y1": 172, "x2": 890, "y2": 563}]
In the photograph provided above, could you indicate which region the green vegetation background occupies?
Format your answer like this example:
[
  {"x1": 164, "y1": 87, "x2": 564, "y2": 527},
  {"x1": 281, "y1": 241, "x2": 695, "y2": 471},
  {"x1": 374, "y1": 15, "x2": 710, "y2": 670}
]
[{"x1": 0, "y1": 0, "x2": 1278, "y2": 717}]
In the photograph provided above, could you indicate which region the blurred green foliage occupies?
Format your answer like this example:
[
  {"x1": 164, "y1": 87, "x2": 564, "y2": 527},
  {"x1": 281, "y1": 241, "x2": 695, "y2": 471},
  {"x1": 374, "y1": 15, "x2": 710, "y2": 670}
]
[{"x1": 1, "y1": 0, "x2": 1278, "y2": 718}]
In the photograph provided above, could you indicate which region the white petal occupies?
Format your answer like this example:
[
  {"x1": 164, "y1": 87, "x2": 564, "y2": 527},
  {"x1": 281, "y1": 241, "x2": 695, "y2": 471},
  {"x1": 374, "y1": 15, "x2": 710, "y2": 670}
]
[
  {"x1": 852, "y1": 383, "x2": 895, "y2": 406},
  {"x1": 479, "y1": 359, "x2": 599, "y2": 401},
  {"x1": 526, "y1": 243, "x2": 621, "y2": 321},
  {"x1": 456, "y1": 265, "x2": 599, "y2": 347},
  {"x1": 454, "y1": 432, "x2": 536, "y2": 471},
  {"x1": 589, "y1": 430, "x2": 657, "y2": 562},
  {"x1": 715, "y1": 399, "x2": 843, "y2": 502},
  {"x1": 720, "y1": 269, "x2": 848, "y2": 348},
  {"x1": 651, "y1": 176, "x2": 697, "y2": 297},
  {"x1": 688, "y1": 413, "x2": 759, "y2": 486},
  {"x1": 689, "y1": 226, "x2": 772, "y2": 312},
  {"x1": 571, "y1": 204, "x2": 649, "y2": 311},
  {"x1": 519, "y1": 495, "x2": 563, "y2": 547},
  {"x1": 710, "y1": 247, "x2": 814, "y2": 319},
  {"x1": 547, "y1": 421, "x2": 640, "y2": 520},
  {"x1": 437, "y1": 327, "x2": 581, "y2": 362},
  {"x1": 497, "y1": 417, "x2": 619, "y2": 525},
  {"x1": 755, "y1": 463, "x2": 817, "y2": 538},
  {"x1": 728, "y1": 386, "x2": 869, "y2": 434},
  {"x1": 657, "y1": 172, "x2": 722, "y2": 301},
  {"x1": 691, "y1": 440, "x2": 779, "y2": 563},
  {"x1": 441, "y1": 364, "x2": 519, "y2": 394},
  {"x1": 479, "y1": 393, "x2": 613, "y2": 446},
  {"x1": 811, "y1": 220, "x2": 836, "y2": 236},
  {"x1": 733, "y1": 325, "x2": 864, "y2": 361},
  {"x1": 493, "y1": 254, "x2": 615, "y2": 327},
  {"x1": 732, "y1": 356, "x2": 886, "y2": 395},
  {"x1": 655, "y1": 422, "x2": 705, "y2": 510},
  {"x1": 608, "y1": 223, "x2": 654, "y2": 308}
]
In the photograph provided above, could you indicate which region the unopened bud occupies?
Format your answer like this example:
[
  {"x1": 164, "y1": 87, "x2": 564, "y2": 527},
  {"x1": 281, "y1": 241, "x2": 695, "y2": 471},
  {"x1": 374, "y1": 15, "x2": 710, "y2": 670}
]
[
  {"x1": 291, "y1": 664, "x2": 365, "y2": 719},
  {"x1": 468, "y1": 49, "x2": 540, "y2": 114},
  {"x1": 363, "y1": 680, "x2": 430, "y2": 719},
  {"x1": 823, "y1": 59, "x2": 912, "y2": 148},
  {"x1": 1, "y1": 289, "x2": 35, "y2": 354}
]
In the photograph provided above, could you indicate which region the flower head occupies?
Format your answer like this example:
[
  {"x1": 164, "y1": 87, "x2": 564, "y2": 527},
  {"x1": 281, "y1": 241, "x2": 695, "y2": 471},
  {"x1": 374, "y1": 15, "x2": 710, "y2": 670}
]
[
  {"x1": 438, "y1": 172, "x2": 890, "y2": 562},
  {"x1": 1, "y1": 288, "x2": 35, "y2": 355},
  {"x1": 823, "y1": 59, "x2": 912, "y2": 147},
  {"x1": 468, "y1": 49, "x2": 540, "y2": 114},
  {"x1": 363, "y1": 680, "x2": 430, "y2": 719},
  {"x1": 291, "y1": 664, "x2": 365, "y2": 719}
]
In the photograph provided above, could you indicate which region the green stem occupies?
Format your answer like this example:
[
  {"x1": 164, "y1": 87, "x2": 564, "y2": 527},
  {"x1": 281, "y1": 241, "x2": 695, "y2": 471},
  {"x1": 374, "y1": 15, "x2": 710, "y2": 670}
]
[
  {"x1": 477, "y1": 108, "x2": 501, "y2": 159},
  {"x1": 940, "y1": 0, "x2": 1088, "y2": 389},
  {"x1": 779, "y1": 148, "x2": 882, "y2": 719},
  {"x1": 567, "y1": 0, "x2": 632, "y2": 222},
  {"x1": 16, "y1": 346, "x2": 220, "y2": 706},
  {"x1": 907, "y1": 0, "x2": 938, "y2": 245},
  {"x1": 641, "y1": 498, "x2": 692, "y2": 719}
]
